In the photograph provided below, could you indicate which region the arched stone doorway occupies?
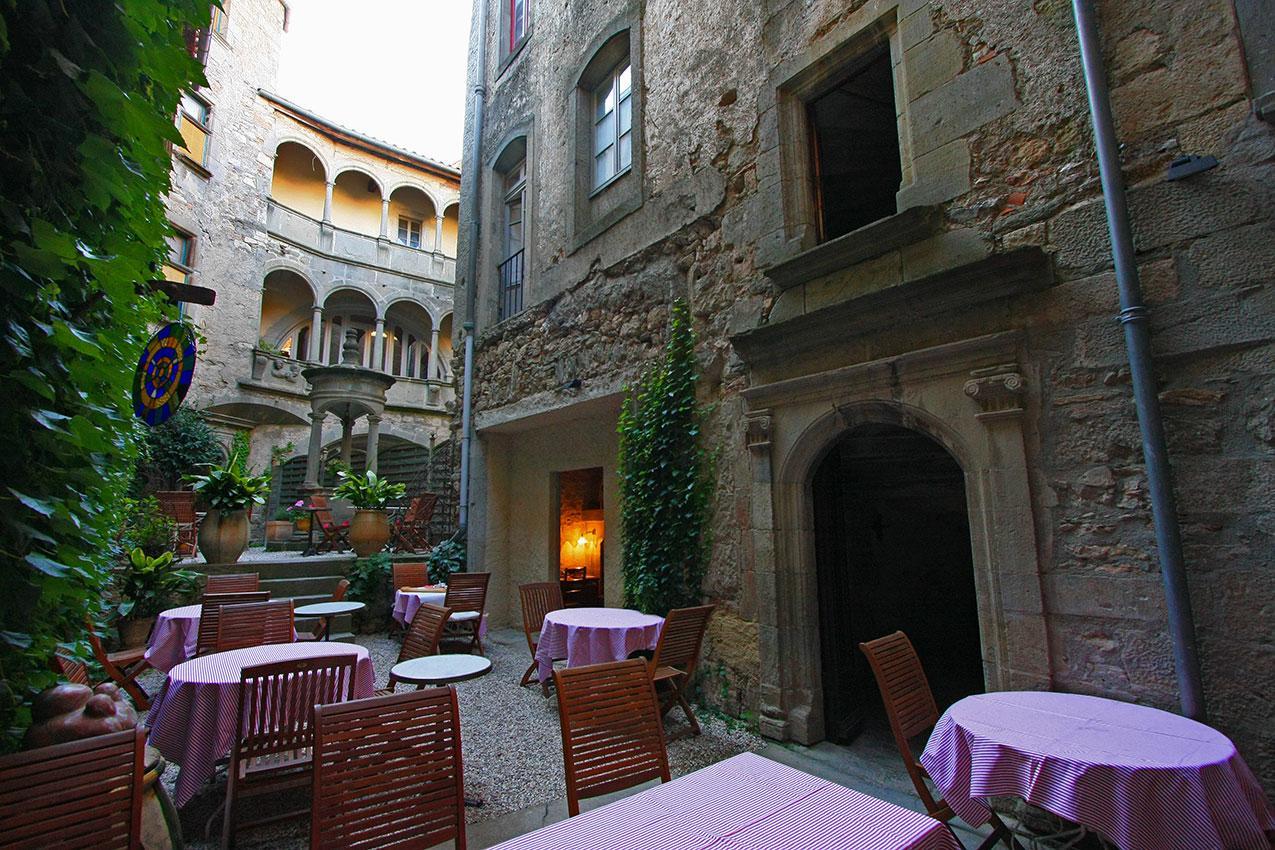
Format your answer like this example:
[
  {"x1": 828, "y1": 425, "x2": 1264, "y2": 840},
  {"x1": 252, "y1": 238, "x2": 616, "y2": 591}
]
[{"x1": 811, "y1": 423, "x2": 984, "y2": 744}]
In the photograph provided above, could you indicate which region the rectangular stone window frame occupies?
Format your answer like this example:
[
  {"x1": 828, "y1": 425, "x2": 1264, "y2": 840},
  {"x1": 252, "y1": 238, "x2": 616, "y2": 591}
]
[
  {"x1": 210, "y1": 2, "x2": 230, "y2": 44},
  {"x1": 175, "y1": 89, "x2": 213, "y2": 177},
  {"x1": 590, "y1": 62, "x2": 633, "y2": 193},
  {"x1": 487, "y1": 127, "x2": 534, "y2": 325},
  {"x1": 164, "y1": 226, "x2": 196, "y2": 284}
]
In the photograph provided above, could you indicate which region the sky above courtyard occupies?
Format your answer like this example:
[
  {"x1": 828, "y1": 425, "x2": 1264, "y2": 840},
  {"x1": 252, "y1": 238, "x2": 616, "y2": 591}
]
[{"x1": 277, "y1": 0, "x2": 470, "y2": 166}]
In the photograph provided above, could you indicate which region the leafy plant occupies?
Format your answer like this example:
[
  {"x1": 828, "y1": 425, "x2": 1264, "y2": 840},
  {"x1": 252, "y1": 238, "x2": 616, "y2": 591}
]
[
  {"x1": 117, "y1": 497, "x2": 178, "y2": 558},
  {"x1": 426, "y1": 538, "x2": 467, "y2": 585},
  {"x1": 332, "y1": 470, "x2": 406, "y2": 510},
  {"x1": 285, "y1": 499, "x2": 308, "y2": 521},
  {"x1": 229, "y1": 431, "x2": 250, "y2": 474},
  {"x1": 270, "y1": 507, "x2": 295, "y2": 522},
  {"x1": 116, "y1": 548, "x2": 199, "y2": 620},
  {"x1": 617, "y1": 301, "x2": 714, "y2": 616},
  {"x1": 0, "y1": 0, "x2": 209, "y2": 749},
  {"x1": 132, "y1": 407, "x2": 225, "y2": 492},
  {"x1": 186, "y1": 449, "x2": 272, "y2": 512},
  {"x1": 346, "y1": 553, "x2": 391, "y2": 604}
]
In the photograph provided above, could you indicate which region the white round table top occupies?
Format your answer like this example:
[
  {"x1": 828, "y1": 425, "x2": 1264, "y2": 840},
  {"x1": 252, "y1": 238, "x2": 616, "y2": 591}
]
[
  {"x1": 294, "y1": 601, "x2": 366, "y2": 617},
  {"x1": 543, "y1": 607, "x2": 663, "y2": 629},
  {"x1": 391, "y1": 654, "x2": 492, "y2": 685}
]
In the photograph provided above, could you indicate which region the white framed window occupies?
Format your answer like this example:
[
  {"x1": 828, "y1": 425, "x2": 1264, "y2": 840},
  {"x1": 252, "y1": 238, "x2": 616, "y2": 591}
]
[
  {"x1": 397, "y1": 216, "x2": 422, "y2": 249},
  {"x1": 592, "y1": 62, "x2": 632, "y2": 190},
  {"x1": 509, "y1": 0, "x2": 527, "y2": 51},
  {"x1": 176, "y1": 91, "x2": 212, "y2": 169},
  {"x1": 503, "y1": 158, "x2": 526, "y2": 259}
]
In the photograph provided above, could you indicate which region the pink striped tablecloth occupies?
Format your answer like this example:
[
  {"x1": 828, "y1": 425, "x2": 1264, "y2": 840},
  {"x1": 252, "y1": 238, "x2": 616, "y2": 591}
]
[
  {"x1": 488, "y1": 752, "x2": 961, "y2": 850},
  {"x1": 146, "y1": 641, "x2": 375, "y2": 806},
  {"x1": 392, "y1": 589, "x2": 489, "y2": 635},
  {"x1": 535, "y1": 607, "x2": 664, "y2": 683},
  {"x1": 144, "y1": 604, "x2": 201, "y2": 673},
  {"x1": 920, "y1": 691, "x2": 1275, "y2": 850}
]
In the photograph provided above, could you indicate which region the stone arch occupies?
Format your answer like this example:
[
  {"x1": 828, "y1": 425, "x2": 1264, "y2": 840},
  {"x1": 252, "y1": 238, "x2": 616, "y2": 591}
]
[
  {"x1": 271, "y1": 136, "x2": 330, "y2": 180},
  {"x1": 319, "y1": 287, "x2": 381, "y2": 366},
  {"x1": 332, "y1": 165, "x2": 384, "y2": 197},
  {"x1": 387, "y1": 184, "x2": 438, "y2": 250},
  {"x1": 260, "y1": 258, "x2": 317, "y2": 301},
  {"x1": 271, "y1": 140, "x2": 328, "y2": 220},
  {"x1": 386, "y1": 179, "x2": 444, "y2": 214},
  {"x1": 330, "y1": 168, "x2": 384, "y2": 236},
  {"x1": 259, "y1": 268, "x2": 317, "y2": 358}
]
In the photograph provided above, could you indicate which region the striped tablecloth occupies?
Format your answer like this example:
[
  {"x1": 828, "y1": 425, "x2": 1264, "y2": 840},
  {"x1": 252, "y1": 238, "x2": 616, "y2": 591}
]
[
  {"x1": 487, "y1": 752, "x2": 961, "y2": 850},
  {"x1": 920, "y1": 691, "x2": 1275, "y2": 850},
  {"x1": 144, "y1": 604, "x2": 201, "y2": 672},
  {"x1": 146, "y1": 641, "x2": 375, "y2": 806},
  {"x1": 392, "y1": 589, "x2": 489, "y2": 636},
  {"x1": 535, "y1": 607, "x2": 664, "y2": 683}
]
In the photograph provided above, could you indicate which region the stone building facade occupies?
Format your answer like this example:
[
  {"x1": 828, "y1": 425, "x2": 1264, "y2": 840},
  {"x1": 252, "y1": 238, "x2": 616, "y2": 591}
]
[
  {"x1": 163, "y1": 0, "x2": 460, "y2": 490},
  {"x1": 458, "y1": 0, "x2": 1275, "y2": 785}
]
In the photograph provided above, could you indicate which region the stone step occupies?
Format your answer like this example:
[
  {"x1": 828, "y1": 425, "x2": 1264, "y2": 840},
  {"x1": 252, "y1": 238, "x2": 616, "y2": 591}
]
[
  {"x1": 260, "y1": 575, "x2": 345, "y2": 599},
  {"x1": 197, "y1": 556, "x2": 354, "y2": 582}
]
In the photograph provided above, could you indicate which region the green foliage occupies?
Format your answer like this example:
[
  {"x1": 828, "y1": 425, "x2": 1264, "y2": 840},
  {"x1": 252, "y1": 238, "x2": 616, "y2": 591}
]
[
  {"x1": 346, "y1": 553, "x2": 391, "y2": 604},
  {"x1": 332, "y1": 470, "x2": 407, "y2": 510},
  {"x1": 229, "y1": 431, "x2": 250, "y2": 474},
  {"x1": 0, "y1": 0, "x2": 208, "y2": 749},
  {"x1": 426, "y1": 538, "x2": 467, "y2": 585},
  {"x1": 271, "y1": 508, "x2": 295, "y2": 522},
  {"x1": 117, "y1": 497, "x2": 178, "y2": 558},
  {"x1": 116, "y1": 548, "x2": 198, "y2": 620},
  {"x1": 133, "y1": 408, "x2": 225, "y2": 492},
  {"x1": 186, "y1": 449, "x2": 272, "y2": 512},
  {"x1": 617, "y1": 301, "x2": 714, "y2": 616}
]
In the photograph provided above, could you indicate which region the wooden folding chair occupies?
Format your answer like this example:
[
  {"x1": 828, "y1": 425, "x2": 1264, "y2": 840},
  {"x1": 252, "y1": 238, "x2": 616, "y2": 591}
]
[
  {"x1": 297, "y1": 579, "x2": 351, "y2": 642},
  {"x1": 518, "y1": 582, "x2": 564, "y2": 687},
  {"x1": 554, "y1": 658, "x2": 670, "y2": 817},
  {"x1": 222, "y1": 654, "x2": 359, "y2": 848},
  {"x1": 84, "y1": 616, "x2": 153, "y2": 710},
  {"x1": 391, "y1": 562, "x2": 429, "y2": 590},
  {"x1": 196, "y1": 591, "x2": 270, "y2": 656},
  {"x1": 648, "y1": 604, "x2": 715, "y2": 735},
  {"x1": 441, "y1": 572, "x2": 490, "y2": 656},
  {"x1": 215, "y1": 599, "x2": 295, "y2": 652},
  {"x1": 156, "y1": 490, "x2": 200, "y2": 559},
  {"x1": 389, "y1": 493, "x2": 439, "y2": 553},
  {"x1": 376, "y1": 603, "x2": 452, "y2": 696},
  {"x1": 312, "y1": 687, "x2": 466, "y2": 850},
  {"x1": 309, "y1": 495, "x2": 350, "y2": 554},
  {"x1": 0, "y1": 726, "x2": 146, "y2": 849},
  {"x1": 860, "y1": 631, "x2": 1019, "y2": 850},
  {"x1": 205, "y1": 572, "x2": 260, "y2": 594}
]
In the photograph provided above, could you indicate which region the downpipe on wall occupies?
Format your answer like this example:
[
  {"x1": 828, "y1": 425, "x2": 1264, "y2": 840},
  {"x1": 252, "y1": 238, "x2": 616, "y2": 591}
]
[{"x1": 1071, "y1": 0, "x2": 1205, "y2": 719}]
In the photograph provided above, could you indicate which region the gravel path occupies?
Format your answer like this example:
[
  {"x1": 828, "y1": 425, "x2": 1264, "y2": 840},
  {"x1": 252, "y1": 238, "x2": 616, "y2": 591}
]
[{"x1": 145, "y1": 627, "x2": 762, "y2": 849}]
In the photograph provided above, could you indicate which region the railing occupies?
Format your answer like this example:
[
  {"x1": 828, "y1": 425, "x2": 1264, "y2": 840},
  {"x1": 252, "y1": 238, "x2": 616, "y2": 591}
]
[{"x1": 498, "y1": 249, "x2": 525, "y2": 322}]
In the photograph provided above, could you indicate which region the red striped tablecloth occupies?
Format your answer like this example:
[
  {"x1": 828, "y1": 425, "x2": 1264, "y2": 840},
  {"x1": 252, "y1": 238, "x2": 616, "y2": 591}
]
[
  {"x1": 487, "y1": 752, "x2": 962, "y2": 850},
  {"x1": 144, "y1": 604, "x2": 201, "y2": 673},
  {"x1": 535, "y1": 607, "x2": 664, "y2": 683},
  {"x1": 920, "y1": 691, "x2": 1275, "y2": 850},
  {"x1": 392, "y1": 589, "x2": 490, "y2": 636},
  {"x1": 146, "y1": 641, "x2": 376, "y2": 806}
]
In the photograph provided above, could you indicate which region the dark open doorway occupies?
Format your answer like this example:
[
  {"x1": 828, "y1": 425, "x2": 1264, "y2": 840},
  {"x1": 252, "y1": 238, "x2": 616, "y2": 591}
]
[{"x1": 812, "y1": 423, "x2": 984, "y2": 744}]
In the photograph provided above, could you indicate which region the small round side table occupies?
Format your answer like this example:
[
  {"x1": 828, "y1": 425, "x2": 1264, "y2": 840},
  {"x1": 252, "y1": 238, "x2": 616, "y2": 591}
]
[
  {"x1": 293, "y1": 600, "x2": 365, "y2": 640},
  {"x1": 389, "y1": 654, "x2": 492, "y2": 688}
]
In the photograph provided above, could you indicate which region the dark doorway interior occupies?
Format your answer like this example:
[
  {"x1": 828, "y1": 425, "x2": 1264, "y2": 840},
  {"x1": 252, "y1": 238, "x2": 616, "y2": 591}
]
[{"x1": 812, "y1": 424, "x2": 984, "y2": 744}]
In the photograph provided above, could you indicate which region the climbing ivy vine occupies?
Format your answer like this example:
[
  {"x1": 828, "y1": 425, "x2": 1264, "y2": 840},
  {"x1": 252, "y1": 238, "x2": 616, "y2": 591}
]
[
  {"x1": 0, "y1": 0, "x2": 209, "y2": 748},
  {"x1": 617, "y1": 301, "x2": 714, "y2": 616}
]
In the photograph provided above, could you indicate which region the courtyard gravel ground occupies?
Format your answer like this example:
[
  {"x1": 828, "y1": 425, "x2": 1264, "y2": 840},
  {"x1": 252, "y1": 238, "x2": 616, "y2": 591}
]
[{"x1": 142, "y1": 626, "x2": 763, "y2": 849}]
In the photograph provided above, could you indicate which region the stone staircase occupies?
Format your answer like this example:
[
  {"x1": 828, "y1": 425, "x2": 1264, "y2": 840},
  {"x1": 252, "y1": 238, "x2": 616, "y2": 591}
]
[{"x1": 200, "y1": 554, "x2": 358, "y2": 640}]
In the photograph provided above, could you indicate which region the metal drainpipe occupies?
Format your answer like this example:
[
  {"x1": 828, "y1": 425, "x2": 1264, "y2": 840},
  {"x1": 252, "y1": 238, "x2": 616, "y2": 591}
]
[
  {"x1": 1072, "y1": 0, "x2": 1205, "y2": 719},
  {"x1": 457, "y1": 0, "x2": 488, "y2": 533}
]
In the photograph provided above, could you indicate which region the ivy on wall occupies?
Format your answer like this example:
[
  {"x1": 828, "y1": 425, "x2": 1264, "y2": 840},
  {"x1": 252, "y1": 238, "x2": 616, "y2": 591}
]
[
  {"x1": 0, "y1": 0, "x2": 208, "y2": 748},
  {"x1": 617, "y1": 301, "x2": 713, "y2": 616}
]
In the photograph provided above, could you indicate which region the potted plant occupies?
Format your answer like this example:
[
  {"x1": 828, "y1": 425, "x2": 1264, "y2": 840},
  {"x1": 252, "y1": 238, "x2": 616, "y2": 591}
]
[
  {"x1": 186, "y1": 450, "x2": 272, "y2": 563},
  {"x1": 116, "y1": 547, "x2": 199, "y2": 648},
  {"x1": 266, "y1": 507, "x2": 294, "y2": 543},
  {"x1": 117, "y1": 496, "x2": 178, "y2": 559},
  {"x1": 332, "y1": 470, "x2": 406, "y2": 557},
  {"x1": 426, "y1": 537, "x2": 467, "y2": 585},
  {"x1": 287, "y1": 499, "x2": 311, "y2": 533}
]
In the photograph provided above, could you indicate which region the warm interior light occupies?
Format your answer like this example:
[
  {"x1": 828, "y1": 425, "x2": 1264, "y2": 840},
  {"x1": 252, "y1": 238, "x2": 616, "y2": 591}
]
[{"x1": 577, "y1": 535, "x2": 588, "y2": 547}]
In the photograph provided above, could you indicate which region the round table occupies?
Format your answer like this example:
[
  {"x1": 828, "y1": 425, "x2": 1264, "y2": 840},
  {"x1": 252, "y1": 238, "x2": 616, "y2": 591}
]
[
  {"x1": 392, "y1": 589, "x2": 447, "y2": 626},
  {"x1": 144, "y1": 604, "x2": 201, "y2": 673},
  {"x1": 390, "y1": 654, "x2": 492, "y2": 688},
  {"x1": 535, "y1": 607, "x2": 664, "y2": 684},
  {"x1": 294, "y1": 600, "x2": 365, "y2": 640},
  {"x1": 920, "y1": 691, "x2": 1275, "y2": 850},
  {"x1": 146, "y1": 641, "x2": 376, "y2": 807}
]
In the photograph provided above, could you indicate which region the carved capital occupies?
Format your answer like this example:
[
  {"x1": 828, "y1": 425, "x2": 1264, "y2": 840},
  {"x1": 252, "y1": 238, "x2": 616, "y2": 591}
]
[
  {"x1": 745, "y1": 409, "x2": 773, "y2": 452},
  {"x1": 965, "y1": 364, "x2": 1025, "y2": 420}
]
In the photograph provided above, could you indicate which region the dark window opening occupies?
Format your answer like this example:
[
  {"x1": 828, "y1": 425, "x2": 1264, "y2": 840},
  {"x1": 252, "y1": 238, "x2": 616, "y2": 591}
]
[{"x1": 808, "y1": 45, "x2": 901, "y2": 242}]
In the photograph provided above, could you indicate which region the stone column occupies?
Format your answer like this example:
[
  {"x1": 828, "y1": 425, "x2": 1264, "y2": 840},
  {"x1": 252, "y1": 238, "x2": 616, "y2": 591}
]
[
  {"x1": 433, "y1": 212, "x2": 445, "y2": 253},
  {"x1": 379, "y1": 198, "x2": 390, "y2": 239},
  {"x1": 427, "y1": 327, "x2": 441, "y2": 379},
  {"x1": 323, "y1": 180, "x2": 334, "y2": 224},
  {"x1": 339, "y1": 417, "x2": 354, "y2": 466},
  {"x1": 398, "y1": 331, "x2": 409, "y2": 376},
  {"x1": 308, "y1": 306, "x2": 323, "y2": 362},
  {"x1": 372, "y1": 318, "x2": 386, "y2": 372},
  {"x1": 745, "y1": 408, "x2": 789, "y2": 742},
  {"x1": 366, "y1": 414, "x2": 382, "y2": 474},
  {"x1": 303, "y1": 411, "x2": 325, "y2": 489}
]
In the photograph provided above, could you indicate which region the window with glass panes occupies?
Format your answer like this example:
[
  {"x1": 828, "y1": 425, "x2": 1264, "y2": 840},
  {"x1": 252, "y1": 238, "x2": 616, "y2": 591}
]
[
  {"x1": 211, "y1": 3, "x2": 229, "y2": 38},
  {"x1": 164, "y1": 231, "x2": 194, "y2": 283},
  {"x1": 509, "y1": 0, "x2": 527, "y2": 51},
  {"x1": 177, "y1": 92, "x2": 211, "y2": 168},
  {"x1": 592, "y1": 62, "x2": 632, "y2": 190},
  {"x1": 503, "y1": 159, "x2": 526, "y2": 258},
  {"x1": 397, "y1": 216, "x2": 422, "y2": 249}
]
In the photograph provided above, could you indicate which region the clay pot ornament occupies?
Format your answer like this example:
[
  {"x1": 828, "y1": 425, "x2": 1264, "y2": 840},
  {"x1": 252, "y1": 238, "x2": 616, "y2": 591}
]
[{"x1": 24, "y1": 681, "x2": 138, "y2": 749}]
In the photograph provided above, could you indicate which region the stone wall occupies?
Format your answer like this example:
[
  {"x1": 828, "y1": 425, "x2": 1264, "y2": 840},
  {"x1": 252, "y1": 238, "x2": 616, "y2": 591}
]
[{"x1": 460, "y1": 0, "x2": 1275, "y2": 785}]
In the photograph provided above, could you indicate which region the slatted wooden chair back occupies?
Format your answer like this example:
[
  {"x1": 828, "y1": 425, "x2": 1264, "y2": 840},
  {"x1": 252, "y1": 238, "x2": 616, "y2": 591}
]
[
  {"x1": 216, "y1": 599, "x2": 294, "y2": 652},
  {"x1": 554, "y1": 658, "x2": 670, "y2": 816},
  {"x1": 53, "y1": 650, "x2": 91, "y2": 686},
  {"x1": 234, "y1": 655, "x2": 358, "y2": 765},
  {"x1": 82, "y1": 616, "x2": 152, "y2": 709},
  {"x1": 651, "y1": 604, "x2": 715, "y2": 678},
  {"x1": 196, "y1": 590, "x2": 270, "y2": 655},
  {"x1": 331, "y1": 578, "x2": 350, "y2": 602},
  {"x1": 398, "y1": 603, "x2": 452, "y2": 665},
  {"x1": 392, "y1": 562, "x2": 429, "y2": 590},
  {"x1": 308, "y1": 494, "x2": 338, "y2": 529},
  {"x1": 443, "y1": 572, "x2": 490, "y2": 614},
  {"x1": 0, "y1": 726, "x2": 145, "y2": 849},
  {"x1": 205, "y1": 572, "x2": 260, "y2": 594},
  {"x1": 155, "y1": 490, "x2": 198, "y2": 524},
  {"x1": 519, "y1": 582, "x2": 564, "y2": 650},
  {"x1": 859, "y1": 630, "x2": 945, "y2": 814},
  {"x1": 312, "y1": 687, "x2": 466, "y2": 850}
]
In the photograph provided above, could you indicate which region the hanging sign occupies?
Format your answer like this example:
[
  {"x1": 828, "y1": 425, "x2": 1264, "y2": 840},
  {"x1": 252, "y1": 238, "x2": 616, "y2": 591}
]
[{"x1": 133, "y1": 322, "x2": 197, "y2": 426}]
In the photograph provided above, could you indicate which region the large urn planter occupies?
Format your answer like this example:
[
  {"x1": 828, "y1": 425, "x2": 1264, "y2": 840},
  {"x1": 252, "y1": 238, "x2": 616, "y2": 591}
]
[
  {"x1": 118, "y1": 616, "x2": 156, "y2": 650},
  {"x1": 348, "y1": 509, "x2": 390, "y2": 557},
  {"x1": 198, "y1": 508, "x2": 250, "y2": 564}
]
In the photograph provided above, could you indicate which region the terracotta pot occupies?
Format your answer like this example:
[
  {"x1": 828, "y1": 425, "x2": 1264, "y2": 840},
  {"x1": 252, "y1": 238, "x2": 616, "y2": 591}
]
[
  {"x1": 348, "y1": 509, "x2": 390, "y2": 557},
  {"x1": 294, "y1": 515, "x2": 311, "y2": 534},
  {"x1": 265, "y1": 520, "x2": 293, "y2": 542},
  {"x1": 197, "y1": 508, "x2": 250, "y2": 564},
  {"x1": 118, "y1": 616, "x2": 155, "y2": 650}
]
